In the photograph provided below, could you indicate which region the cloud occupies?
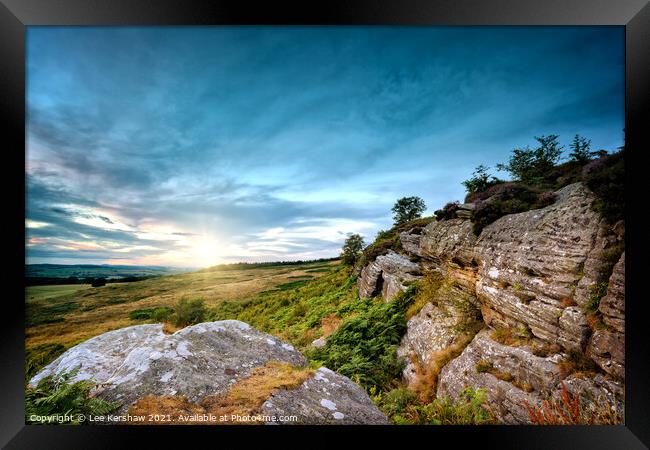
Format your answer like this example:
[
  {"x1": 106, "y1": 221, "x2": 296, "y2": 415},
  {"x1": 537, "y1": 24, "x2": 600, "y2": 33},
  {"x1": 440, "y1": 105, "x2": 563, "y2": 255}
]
[{"x1": 26, "y1": 27, "x2": 624, "y2": 266}]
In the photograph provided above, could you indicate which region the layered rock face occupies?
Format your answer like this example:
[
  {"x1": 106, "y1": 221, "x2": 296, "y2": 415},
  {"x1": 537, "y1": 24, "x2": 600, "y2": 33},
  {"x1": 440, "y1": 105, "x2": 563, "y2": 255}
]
[
  {"x1": 587, "y1": 252, "x2": 625, "y2": 380},
  {"x1": 30, "y1": 321, "x2": 388, "y2": 424},
  {"x1": 359, "y1": 182, "x2": 625, "y2": 423}
]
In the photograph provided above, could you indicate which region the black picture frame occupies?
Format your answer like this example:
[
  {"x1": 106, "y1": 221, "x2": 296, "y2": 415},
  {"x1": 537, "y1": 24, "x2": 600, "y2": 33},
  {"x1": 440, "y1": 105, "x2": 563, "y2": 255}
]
[{"x1": 2, "y1": 0, "x2": 648, "y2": 448}]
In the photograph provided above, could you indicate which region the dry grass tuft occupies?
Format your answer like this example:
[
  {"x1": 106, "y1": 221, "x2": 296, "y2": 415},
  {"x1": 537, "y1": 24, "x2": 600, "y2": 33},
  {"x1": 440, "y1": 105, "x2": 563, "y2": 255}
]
[{"x1": 320, "y1": 313, "x2": 343, "y2": 337}]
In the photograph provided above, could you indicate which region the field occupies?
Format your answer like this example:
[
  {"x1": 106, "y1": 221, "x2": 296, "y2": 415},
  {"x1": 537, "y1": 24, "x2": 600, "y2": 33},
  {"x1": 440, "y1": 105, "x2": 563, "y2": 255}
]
[
  {"x1": 26, "y1": 284, "x2": 92, "y2": 301},
  {"x1": 25, "y1": 260, "x2": 338, "y2": 354}
]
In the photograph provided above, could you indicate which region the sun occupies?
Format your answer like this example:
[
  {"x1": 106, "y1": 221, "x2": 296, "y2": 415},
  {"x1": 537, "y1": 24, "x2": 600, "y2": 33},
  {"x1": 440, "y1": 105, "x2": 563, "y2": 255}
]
[{"x1": 187, "y1": 236, "x2": 223, "y2": 268}]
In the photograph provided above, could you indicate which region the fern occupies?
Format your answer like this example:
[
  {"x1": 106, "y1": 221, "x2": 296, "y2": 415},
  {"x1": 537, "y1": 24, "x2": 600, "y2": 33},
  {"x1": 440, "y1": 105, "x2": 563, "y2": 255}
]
[{"x1": 25, "y1": 366, "x2": 119, "y2": 424}]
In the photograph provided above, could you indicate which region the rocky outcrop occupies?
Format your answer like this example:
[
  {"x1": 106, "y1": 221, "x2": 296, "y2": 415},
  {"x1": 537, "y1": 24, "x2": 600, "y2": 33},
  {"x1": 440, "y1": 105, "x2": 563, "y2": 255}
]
[
  {"x1": 30, "y1": 321, "x2": 388, "y2": 424},
  {"x1": 358, "y1": 250, "x2": 422, "y2": 300},
  {"x1": 473, "y1": 184, "x2": 606, "y2": 351},
  {"x1": 587, "y1": 252, "x2": 625, "y2": 380},
  {"x1": 262, "y1": 367, "x2": 389, "y2": 424},
  {"x1": 358, "y1": 182, "x2": 625, "y2": 423}
]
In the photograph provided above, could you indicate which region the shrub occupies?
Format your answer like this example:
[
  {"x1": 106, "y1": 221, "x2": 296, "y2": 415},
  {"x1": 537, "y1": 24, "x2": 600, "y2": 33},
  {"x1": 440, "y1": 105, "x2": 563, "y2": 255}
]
[
  {"x1": 151, "y1": 306, "x2": 174, "y2": 323},
  {"x1": 582, "y1": 149, "x2": 624, "y2": 223},
  {"x1": 416, "y1": 388, "x2": 493, "y2": 425},
  {"x1": 470, "y1": 184, "x2": 557, "y2": 235},
  {"x1": 462, "y1": 165, "x2": 502, "y2": 196},
  {"x1": 434, "y1": 201, "x2": 460, "y2": 221},
  {"x1": 308, "y1": 290, "x2": 413, "y2": 391},
  {"x1": 91, "y1": 278, "x2": 106, "y2": 287},
  {"x1": 497, "y1": 135, "x2": 563, "y2": 185},
  {"x1": 378, "y1": 387, "x2": 419, "y2": 417},
  {"x1": 174, "y1": 298, "x2": 208, "y2": 327},
  {"x1": 25, "y1": 366, "x2": 119, "y2": 424}
]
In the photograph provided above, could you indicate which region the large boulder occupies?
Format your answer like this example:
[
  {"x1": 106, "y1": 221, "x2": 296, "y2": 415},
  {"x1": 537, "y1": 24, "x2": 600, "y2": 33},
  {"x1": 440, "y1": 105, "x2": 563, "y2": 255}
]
[
  {"x1": 358, "y1": 250, "x2": 421, "y2": 300},
  {"x1": 29, "y1": 321, "x2": 388, "y2": 424}
]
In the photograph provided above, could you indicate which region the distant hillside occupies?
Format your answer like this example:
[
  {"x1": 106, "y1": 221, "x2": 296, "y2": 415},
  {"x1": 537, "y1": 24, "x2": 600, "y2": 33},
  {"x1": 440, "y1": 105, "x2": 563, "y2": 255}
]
[{"x1": 25, "y1": 264, "x2": 187, "y2": 282}]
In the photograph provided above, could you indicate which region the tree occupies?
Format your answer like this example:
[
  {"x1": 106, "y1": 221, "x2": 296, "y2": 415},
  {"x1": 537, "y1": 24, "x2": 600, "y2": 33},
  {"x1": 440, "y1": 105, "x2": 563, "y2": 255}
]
[
  {"x1": 497, "y1": 134, "x2": 563, "y2": 184},
  {"x1": 340, "y1": 233, "x2": 365, "y2": 266},
  {"x1": 569, "y1": 134, "x2": 592, "y2": 164},
  {"x1": 532, "y1": 134, "x2": 563, "y2": 172},
  {"x1": 391, "y1": 196, "x2": 426, "y2": 226},
  {"x1": 462, "y1": 165, "x2": 500, "y2": 195}
]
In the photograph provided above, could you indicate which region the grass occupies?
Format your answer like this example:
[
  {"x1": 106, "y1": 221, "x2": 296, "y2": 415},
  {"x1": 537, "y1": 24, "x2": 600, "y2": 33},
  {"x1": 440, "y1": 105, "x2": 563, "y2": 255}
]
[
  {"x1": 26, "y1": 284, "x2": 92, "y2": 302},
  {"x1": 490, "y1": 326, "x2": 532, "y2": 346}
]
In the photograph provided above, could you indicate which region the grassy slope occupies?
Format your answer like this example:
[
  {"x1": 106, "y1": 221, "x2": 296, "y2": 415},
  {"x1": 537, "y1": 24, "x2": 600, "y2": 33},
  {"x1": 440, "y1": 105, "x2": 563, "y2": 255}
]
[
  {"x1": 26, "y1": 284, "x2": 92, "y2": 302},
  {"x1": 25, "y1": 260, "x2": 337, "y2": 355}
]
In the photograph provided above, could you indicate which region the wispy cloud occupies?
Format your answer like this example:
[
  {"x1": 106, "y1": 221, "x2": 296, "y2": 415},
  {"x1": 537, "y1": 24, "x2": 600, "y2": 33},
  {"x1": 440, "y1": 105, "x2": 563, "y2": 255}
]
[{"x1": 26, "y1": 26, "x2": 624, "y2": 267}]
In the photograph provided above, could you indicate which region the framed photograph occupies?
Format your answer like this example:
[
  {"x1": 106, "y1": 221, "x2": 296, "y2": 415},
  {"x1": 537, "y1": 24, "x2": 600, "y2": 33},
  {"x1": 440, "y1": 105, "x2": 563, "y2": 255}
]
[{"x1": 2, "y1": 0, "x2": 648, "y2": 447}]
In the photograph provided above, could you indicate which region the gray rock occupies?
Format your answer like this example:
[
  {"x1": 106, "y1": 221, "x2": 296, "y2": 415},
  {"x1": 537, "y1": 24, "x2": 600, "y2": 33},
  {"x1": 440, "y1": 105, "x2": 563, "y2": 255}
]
[
  {"x1": 29, "y1": 321, "x2": 388, "y2": 424},
  {"x1": 30, "y1": 321, "x2": 306, "y2": 414},
  {"x1": 358, "y1": 250, "x2": 421, "y2": 300},
  {"x1": 311, "y1": 337, "x2": 327, "y2": 348},
  {"x1": 473, "y1": 183, "x2": 604, "y2": 351},
  {"x1": 261, "y1": 367, "x2": 389, "y2": 424},
  {"x1": 398, "y1": 283, "x2": 481, "y2": 385}
]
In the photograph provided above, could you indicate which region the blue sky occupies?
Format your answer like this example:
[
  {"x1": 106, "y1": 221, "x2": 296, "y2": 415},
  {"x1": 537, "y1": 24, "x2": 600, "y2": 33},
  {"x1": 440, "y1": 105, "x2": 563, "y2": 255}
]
[{"x1": 26, "y1": 26, "x2": 624, "y2": 267}]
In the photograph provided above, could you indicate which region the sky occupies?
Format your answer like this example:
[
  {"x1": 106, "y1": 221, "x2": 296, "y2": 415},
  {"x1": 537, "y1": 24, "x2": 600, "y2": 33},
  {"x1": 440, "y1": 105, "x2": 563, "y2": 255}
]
[{"x1": 25, "y1": 26, "x2": 624, "y2": 268}]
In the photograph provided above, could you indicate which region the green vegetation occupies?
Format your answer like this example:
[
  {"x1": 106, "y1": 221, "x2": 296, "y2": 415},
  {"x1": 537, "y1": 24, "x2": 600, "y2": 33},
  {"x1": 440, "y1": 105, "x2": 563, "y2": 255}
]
[
  {"x1": 374, "y1": 386, "x2": 493, "y2": 425},
  {"x1": 340, "y1": 233, "x2": 365, "y2": 266},
  {"x1": 173, "y1": 298, "x2": 208, "y2": 327},
  {"x1": 392, "y1": 196, "x2": 426, "y2": 226},
  {"x1": 496, "y1": 134, "x2": 564, "y2": 185},
  {"x1": 462, "y1": 165, "x2": 502, "y2": 196},
  {"x1": 210, "y1": 266, "x2": 360, "y2": 349},
  {"x1": 25, "y1": 343, "x2": 67, "y2": 381},
  {"x1": 128, "y1": 306, "x2": 175, "y2": 321},
  {"x1": 309, "y1": 287, "x2": 414, "y2": 390},
  {"x1": 569, "y1": 134, "x2": 592, "y2": 164},
  {"x1": 26, "y1": 367, "x2": 119, "y2": 424}
]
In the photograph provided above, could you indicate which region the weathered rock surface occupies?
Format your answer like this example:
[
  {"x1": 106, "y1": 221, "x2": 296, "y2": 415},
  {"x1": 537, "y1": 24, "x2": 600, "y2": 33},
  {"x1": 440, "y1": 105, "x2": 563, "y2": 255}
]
[
  {"x1": 30, "y1": 321, "x2": 306, "y2": 413},
  {"x1": 473, "y1": 183, "x2": 608, "y2": 351},
  {"x1": 437, "y1": 330, "x2": 563, "y2": 424},
  {"x1": 398, "y1": 283, "x2": 482, "y2": 385},
  {"x1": 262, "y1": 367, "x2": 389, "y2": 424},
  {"x1": 358, "y1": 250, "x2": 421, "y2": 300},
  {"x1": 30, "y1": 321, "x2": 389, "y2": 424},
  {"x1": 419, "y1": 218, "x2": 477, "y2": 266},
  {"x1": 588, "y1": 252, "x2": 625, "y2": 379}
]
